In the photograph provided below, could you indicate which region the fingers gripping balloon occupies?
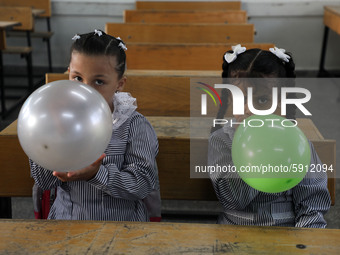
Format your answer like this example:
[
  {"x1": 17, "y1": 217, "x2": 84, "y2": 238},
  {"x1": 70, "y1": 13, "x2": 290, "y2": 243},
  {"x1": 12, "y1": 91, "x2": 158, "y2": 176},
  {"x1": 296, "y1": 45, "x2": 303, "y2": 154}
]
[
  {"x1": 232, "y1": 114, "x2": 311, "y2": 193},
  {"x1": 17, "y1": 80, "x2": 113, "y2": 172}
]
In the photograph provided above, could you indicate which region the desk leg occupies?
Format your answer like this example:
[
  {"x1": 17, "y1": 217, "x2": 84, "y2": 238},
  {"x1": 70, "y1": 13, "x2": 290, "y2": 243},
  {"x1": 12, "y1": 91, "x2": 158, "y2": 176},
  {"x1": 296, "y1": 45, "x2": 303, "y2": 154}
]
[
  {"x1": 318, "y1": 26, "x2": 330, "y2": 77},
  {"x1": 46, "y1": 18, "x2": 53, "y2": 72},
  {"x1": 0, "y1": 51, "x2": 6, "y2": 117},
  {"x1": 0, "y1": 30, "x2": 6, "y2": 50},
  {"x1": 0, "y1": 197, "x2": 12, "y2": 218}
]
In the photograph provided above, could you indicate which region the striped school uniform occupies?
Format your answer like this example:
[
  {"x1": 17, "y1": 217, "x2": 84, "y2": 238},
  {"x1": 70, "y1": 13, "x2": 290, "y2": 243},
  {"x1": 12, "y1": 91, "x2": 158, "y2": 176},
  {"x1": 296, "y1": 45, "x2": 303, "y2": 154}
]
[
  {"x1": 208, "y1": 125, "x2": 331, "y2": 228},
  {"x1": 31, "y1": 111, "x2": 159, "y2": 221}
]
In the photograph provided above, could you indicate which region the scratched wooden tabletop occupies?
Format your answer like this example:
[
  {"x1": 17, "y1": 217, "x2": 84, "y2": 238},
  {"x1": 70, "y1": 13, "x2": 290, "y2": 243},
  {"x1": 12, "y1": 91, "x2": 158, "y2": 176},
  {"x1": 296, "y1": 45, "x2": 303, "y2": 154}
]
[{"x1": 0, "y1": 219, "x2": 339, "y2": 254}]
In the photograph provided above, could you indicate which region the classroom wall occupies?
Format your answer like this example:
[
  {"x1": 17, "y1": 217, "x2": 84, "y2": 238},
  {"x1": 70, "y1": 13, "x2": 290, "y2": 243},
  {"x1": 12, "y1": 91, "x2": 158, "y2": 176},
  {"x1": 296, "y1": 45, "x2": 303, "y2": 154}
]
[{"x1": 3, "y1": 0, "x2": 340, "y2": 71}]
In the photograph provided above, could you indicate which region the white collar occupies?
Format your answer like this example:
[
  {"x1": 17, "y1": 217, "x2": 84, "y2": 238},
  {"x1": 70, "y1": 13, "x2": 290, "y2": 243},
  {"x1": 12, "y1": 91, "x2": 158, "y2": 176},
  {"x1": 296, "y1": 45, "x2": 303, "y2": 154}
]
[{"x1": 112, "y1": 92, "x2": 137, "y2": 129}]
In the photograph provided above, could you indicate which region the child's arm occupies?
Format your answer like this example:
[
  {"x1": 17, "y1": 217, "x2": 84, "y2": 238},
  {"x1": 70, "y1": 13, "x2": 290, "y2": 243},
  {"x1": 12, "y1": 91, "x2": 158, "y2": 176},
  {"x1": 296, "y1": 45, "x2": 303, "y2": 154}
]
[
  {"x1": 30, "y1": 159, "x2": 63, "y2": 190},
  {"x1": 208, "y1": 130, "x2": 260, "y2": 211},
  {"x1": 87, "y1": 114, "x2": 158, "y2": 201},
  {"x1": 293, "y1": 142, "x2": 331, "y2": 228}
]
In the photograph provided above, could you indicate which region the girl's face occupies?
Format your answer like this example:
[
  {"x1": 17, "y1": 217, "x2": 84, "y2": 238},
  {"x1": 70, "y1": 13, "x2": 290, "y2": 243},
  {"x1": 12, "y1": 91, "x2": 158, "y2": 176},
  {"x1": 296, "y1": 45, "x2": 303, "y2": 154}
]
[
  {"x1": 68, "y1": 52, "x2": 126, "y2": 112},
  {"x1": 233, "y1": 82, "x2": 282, "y2": 123}
]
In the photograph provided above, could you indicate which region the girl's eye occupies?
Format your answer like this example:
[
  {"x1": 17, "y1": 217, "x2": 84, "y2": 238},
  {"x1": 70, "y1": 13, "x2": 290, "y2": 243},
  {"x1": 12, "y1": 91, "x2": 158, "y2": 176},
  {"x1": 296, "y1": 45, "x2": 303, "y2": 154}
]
[
  {"x1": 258, "y1": 97, "x2": 268, "y2": 104},
  {"x1": 73, "y1": 76, "x2": 82, "y2": 82},
  {"x1": 95, "y1": 80, "x2": 104, "y2": 86}
]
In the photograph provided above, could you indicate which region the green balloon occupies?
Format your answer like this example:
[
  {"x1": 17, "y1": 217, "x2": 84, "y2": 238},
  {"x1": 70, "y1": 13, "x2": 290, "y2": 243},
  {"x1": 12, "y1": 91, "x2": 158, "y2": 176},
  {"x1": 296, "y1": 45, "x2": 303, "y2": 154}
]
[{"x1": 232, "y1": 114, "x2": 310, "y2": 193}]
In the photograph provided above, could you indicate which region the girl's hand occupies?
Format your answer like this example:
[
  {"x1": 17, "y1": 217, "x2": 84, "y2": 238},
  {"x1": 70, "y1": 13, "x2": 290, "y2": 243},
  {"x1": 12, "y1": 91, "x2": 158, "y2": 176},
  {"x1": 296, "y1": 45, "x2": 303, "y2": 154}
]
[{"x1": 53, "y1": 153, "x2": 106, "y2": 182}]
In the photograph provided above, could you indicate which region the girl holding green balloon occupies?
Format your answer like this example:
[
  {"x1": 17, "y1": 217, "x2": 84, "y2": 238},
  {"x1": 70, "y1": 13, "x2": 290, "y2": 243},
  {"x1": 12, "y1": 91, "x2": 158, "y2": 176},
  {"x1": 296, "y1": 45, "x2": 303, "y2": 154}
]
[{"x1": 208, "y1": 45, "x2": 331, "y2": 228}]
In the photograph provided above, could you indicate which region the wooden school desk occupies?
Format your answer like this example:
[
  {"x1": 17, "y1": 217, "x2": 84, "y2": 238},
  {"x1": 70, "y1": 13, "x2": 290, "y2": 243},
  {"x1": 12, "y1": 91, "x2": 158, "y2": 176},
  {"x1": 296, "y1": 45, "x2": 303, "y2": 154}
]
[
  {"x1": 1, "y1": 117, "x2": 335, "y2": 218},
  {"x1": 318, "y1": 6, "x2": 340, "y2": 76},
  {"x1": 146, "y1": 117, "x2": 336, "y2": 204},
  {"x1": 1, "y1": 0, "x2": 54, "y2": 72},
  {"x1": 0, "y1": 219, "x2": 339, "y2": 254}
]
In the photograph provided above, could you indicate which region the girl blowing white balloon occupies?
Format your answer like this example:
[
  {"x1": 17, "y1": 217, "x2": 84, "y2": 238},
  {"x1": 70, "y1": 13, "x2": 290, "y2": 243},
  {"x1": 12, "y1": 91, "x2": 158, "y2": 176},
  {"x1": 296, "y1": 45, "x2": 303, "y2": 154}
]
[{"x1": 30, "y1": 30, "x2": 160, "y2": 221}]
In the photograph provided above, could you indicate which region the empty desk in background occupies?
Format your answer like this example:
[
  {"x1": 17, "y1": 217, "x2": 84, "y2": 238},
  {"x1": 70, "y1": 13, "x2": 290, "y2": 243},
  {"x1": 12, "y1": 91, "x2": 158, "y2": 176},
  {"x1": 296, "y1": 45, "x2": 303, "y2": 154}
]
[
  {"x1": 0, "y1": 21, "x2": 21, "y2": 117},
  {"x1": 318, "y1": 6, "x2": 340, "y2": 77}
]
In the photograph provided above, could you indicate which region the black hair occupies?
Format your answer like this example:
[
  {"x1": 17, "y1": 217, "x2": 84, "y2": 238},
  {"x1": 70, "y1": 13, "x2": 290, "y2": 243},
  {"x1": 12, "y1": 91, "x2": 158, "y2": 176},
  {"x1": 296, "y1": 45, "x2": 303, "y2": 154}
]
[
  {"x1": 212, "y1": 48, "x2": 297, "y2": 133},
  {"x1": 70, "y1": 30, "x2": 126, "y2": 79}
]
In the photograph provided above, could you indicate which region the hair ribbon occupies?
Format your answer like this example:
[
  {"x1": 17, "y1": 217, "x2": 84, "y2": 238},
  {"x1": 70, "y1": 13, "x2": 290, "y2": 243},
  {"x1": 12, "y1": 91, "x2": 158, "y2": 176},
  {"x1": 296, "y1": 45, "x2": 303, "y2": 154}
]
[
  {"x1": 94, "y1": 29, "x2": 103, "y2": 37},
  {"x1": 224, "y1": 44, "x2": 246, "y2": 64},
  {"x1": 71, "y1": 34, "x2": 80, "y2": 41},
  {"x1": 269, "y1": 47, "x2": 290, "y2": 63}
]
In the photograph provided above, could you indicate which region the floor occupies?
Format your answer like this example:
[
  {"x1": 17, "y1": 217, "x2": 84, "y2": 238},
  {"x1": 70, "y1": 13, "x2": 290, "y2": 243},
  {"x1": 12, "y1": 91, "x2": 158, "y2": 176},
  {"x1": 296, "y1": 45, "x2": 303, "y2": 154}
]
[{"x1": 1, "y1": 67, "x2": 340, "y2": 228}]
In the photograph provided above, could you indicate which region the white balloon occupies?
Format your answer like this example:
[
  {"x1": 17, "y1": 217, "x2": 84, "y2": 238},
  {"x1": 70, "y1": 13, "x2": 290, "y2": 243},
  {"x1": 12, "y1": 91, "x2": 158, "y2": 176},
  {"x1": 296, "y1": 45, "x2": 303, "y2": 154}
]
[{"x1": 17, "y1": 80, "x2": 113, "y2": 172}]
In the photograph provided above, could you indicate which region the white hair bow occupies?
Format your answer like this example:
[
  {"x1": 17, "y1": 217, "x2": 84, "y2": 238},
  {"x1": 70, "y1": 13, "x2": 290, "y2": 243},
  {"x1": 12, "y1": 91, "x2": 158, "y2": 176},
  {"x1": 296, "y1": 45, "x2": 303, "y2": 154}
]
[
  {"x1": 269, "y1": 47, "x2": 290, "y2": 63},
  {"x1": 224, "y1": 44, "x2": 246, "y2": 64},
  {"x1": 118, "y1": 42, "x2": 127, "y2": 51},
  {"x1": 71, "y1": 34, "x2": 80, "y2": 41},
  {"x1": 94, "y1": 29, "x2": 103, "y2": 37},
  {"x1": 117, "y1": 37, "x2": 127, "y2": 51}
]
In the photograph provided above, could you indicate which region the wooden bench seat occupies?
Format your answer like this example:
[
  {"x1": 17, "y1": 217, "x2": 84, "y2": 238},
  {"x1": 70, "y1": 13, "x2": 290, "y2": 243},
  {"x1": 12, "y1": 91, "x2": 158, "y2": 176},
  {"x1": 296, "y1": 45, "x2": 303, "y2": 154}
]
[
  {"x1": 124, "y1": 10, "x2": 248, "y2": 24},
  {"x1": 7, "y1": 30, "x2": 54, "y2": 39},
  {"x1": 136, "y1": 1, "x2": 242, "y2": 11},
  {"x1": 2, "y1": 46, "x2": 32, "y2": 55},
  {"x1": 0, "y1": 0, "x2": 51, "y2": 18},
  {"x1": 123, "y1": 43, "x2": 274, "y2": 70},
  {"x1": 105, "y1": 23, "x2": 254, "y2": 44}
]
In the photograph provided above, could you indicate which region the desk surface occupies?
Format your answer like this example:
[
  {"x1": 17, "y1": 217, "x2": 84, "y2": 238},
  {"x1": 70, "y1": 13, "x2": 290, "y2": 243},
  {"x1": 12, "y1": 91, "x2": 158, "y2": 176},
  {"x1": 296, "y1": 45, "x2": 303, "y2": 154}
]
[
  {"x1": 324, "y1": 6, "x2": 340, "y2": 35},
  {"x1": 32, "y1": 8, "x2": 45, "y2": 17},
  {"x1": 0, "y1": 21, "x2": 21, "y2": 29},
  {"x1": 325, "y1": 6, "x2": 340, "y2": 16},
  {"x1": 0, "y1": 219, "x2": 339, "y2": 254},
  {"x1": 1, "y1": 117, "x2": 324, "y2": 141},
  {"x1": 148, "y1": 117, "x2": 324, "y2": 140}
]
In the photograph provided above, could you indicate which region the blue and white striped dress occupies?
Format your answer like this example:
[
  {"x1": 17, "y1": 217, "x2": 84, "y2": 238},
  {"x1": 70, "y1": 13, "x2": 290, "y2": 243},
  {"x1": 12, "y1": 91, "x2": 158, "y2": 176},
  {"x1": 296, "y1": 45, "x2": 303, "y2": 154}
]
[
  {"x1": 208, "y1": 125, "x2": 331, "y2": 228},
  {"x1": 30, "y1": 111, "x2": 159, "y2": 221}
]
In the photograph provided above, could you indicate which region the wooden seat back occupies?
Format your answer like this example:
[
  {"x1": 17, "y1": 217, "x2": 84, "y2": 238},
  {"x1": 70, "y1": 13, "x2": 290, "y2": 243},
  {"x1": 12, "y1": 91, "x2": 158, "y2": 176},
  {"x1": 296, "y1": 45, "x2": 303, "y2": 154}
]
[
  {"x1": 124, "y1": 43, "x2": 274, "y2": 70},
  {"x1": 45, "y1": 73, "x2": 190, "y2": 117},
  {"x1": 105, "y1": 23, "x2": 254, "y2": 44},
  {"x1": 124, "y1": 10, "x2": 248, "y2": 24},
  {"x1": 0, "y1": 0, "x2": 51, "y2": 17},
  {"x1": 136, "y1": 1, "x2": 242, "y2": 11},
  {"x1": 0, "y1": 6, "x2": 33, "y2": 31}
]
